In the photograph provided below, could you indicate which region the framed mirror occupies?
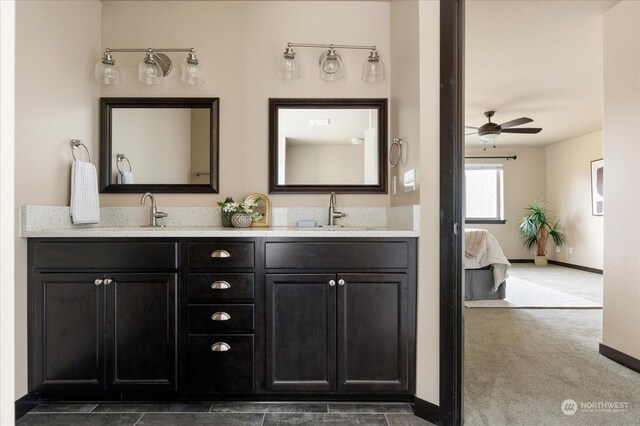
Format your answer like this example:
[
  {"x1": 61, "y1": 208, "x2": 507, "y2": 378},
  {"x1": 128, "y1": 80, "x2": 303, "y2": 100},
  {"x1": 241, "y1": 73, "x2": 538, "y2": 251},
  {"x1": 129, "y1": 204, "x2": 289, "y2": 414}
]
[
  {"x1": 100, "y1": 97, "x2": 219, "y2": 193},
  {"x1": 269, "y1": 98, "x2": 388, "y2": 193}
]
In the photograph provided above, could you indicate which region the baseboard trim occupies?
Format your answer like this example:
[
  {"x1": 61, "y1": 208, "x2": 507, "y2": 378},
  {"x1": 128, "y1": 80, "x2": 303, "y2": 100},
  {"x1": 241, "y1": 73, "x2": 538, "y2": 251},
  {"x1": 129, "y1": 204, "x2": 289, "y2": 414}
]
[
  {"x1": 508, "y1": 259, "x2": 534, "y2": 263},
  {"x1": 548, "y1": 260, "x2": 603, "y2": 275},
  {"x1": 599, "y1": 343, "x2": 640, "y2": 374},
  {"x1": 414, "y1": 397, "x2": 439, "y2": 425},
  {"x1": 15, "y1": 394, "x2": 40, "y2": 421}
]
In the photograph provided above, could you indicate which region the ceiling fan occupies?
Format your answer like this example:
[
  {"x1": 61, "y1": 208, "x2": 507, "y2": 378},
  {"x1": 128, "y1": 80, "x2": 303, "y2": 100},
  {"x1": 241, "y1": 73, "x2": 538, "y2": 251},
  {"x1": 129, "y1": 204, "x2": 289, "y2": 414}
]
[{"x1": 466, "y1": 111, "x2": 542, "y2": 143}]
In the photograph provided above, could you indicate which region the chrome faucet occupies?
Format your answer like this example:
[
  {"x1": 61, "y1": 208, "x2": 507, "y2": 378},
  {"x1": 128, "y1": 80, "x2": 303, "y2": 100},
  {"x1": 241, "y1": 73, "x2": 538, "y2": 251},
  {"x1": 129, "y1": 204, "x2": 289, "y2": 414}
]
[
  {"x1": 140, "y1": 192, "x2": 167, "y2": 227},
  {"x1": 326, "y1": 192, "x2": 346, "y2": 227}
]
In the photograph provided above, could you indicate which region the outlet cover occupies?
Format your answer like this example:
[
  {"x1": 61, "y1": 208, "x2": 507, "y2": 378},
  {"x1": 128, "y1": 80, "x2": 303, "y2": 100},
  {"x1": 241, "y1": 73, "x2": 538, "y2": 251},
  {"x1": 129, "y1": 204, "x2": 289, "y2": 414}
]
[
  {"x1": 555, "y1": 246, "x2": 561, "y2": 253},
  {"x1": 403, "y1": 169, "x2": 416, "y2": 192},
  {"x1": 392, "y1": 176, "x2": 397, "y2": 195},
  {"x1": 568, "y1": 247, "x2": 573, "y2": 255}
]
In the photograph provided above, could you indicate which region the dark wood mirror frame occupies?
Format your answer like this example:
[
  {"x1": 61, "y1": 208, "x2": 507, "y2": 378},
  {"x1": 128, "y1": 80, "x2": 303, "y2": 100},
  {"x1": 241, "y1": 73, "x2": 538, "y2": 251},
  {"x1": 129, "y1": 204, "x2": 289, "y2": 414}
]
[
  {"x1": 99, "y1": 97, "x2": 219, "y2": 193},
  {"x1": 268, "y1": 98, "x2": 388, "y2": 194}
]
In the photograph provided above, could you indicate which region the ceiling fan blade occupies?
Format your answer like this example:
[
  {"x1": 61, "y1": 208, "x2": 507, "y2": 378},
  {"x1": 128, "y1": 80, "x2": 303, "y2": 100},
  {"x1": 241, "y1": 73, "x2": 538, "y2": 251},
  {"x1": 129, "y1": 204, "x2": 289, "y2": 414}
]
[
  {"x1": 501, "y1": 128, "x2": 542, "y2": 134},
  {"x1": 465, "y1": 132, "x2": 477, "y2": 136},
  {"x1": 499, "y1": 117, "x2": 533, "y2": 128},
  {"x1": 465, "y1": 126, "x2": 479, "y2": 129}
]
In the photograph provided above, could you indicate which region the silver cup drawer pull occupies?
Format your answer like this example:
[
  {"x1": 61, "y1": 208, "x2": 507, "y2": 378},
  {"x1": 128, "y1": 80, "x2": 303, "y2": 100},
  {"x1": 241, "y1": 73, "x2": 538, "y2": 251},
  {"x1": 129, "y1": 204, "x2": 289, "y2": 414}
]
[
  {"x1": 211, "y1": 342, "x2": 230, "y2": 352},
  {"x1": 210, "y1": 249, "x2": 231, "y2": 258},
  {"x1": 211, "y1": 311, "x2": 231, "y2": 321},
  {"x1": 94, "y1": 279, "x2": 103, "y2": 286},
  {"x1": 211, "y1": 280, "x2": 231, "y2": 290}
]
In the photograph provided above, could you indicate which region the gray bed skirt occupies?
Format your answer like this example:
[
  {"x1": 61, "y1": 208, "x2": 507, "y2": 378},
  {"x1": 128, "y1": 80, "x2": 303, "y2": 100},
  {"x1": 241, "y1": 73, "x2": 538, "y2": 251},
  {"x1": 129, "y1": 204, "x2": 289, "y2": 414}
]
[{"x1": 465, "y1": 267, "x2": 506, "y2": 300}]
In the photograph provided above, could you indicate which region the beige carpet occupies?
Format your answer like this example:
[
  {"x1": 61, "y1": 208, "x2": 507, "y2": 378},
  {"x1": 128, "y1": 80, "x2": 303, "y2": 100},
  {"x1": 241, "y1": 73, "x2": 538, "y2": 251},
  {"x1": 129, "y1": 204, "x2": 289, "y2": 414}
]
[
  {"x1": 465, "y1": 265, "x2": 639, "y2": 425},
  {"x1": 465, "y1": 276, "x2": 602, "y2": 309},
  {"x1": 465, "y1": 309, "x2": 640, "y2": 426}
]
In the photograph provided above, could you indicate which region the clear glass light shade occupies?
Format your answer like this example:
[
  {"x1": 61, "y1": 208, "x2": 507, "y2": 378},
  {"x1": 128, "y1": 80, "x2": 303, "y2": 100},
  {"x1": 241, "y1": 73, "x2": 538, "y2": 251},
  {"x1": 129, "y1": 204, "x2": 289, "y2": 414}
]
[
  {"x1": 277, "y1": 56, "x2": 301, "y2": 80},
  {"x1": 180, "y1": 61, "x2": 205, "y2": 85},
  {"x1": 94, "y1": 61, "x2": 121, "y2": 85},
  {"x1": 319, "y1": 49, "x2": 343, "y2": 81},
  {"x1": 361, "y1": 58, "x2": 385, "y2": 83},
  {"x1": 137, "y1": 60, "x2": 164, "y2": 85}
]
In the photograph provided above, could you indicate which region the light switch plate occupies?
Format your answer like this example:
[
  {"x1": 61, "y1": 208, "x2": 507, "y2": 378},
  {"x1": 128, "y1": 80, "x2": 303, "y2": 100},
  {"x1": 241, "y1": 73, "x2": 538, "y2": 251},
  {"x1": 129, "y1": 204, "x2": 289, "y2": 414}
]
[
  {"x1": 392, "y1": 176, "x2": 397, "y2": 194},
  {"x1": 403, "y1": 169, "x2": 416, "y2": 192}
]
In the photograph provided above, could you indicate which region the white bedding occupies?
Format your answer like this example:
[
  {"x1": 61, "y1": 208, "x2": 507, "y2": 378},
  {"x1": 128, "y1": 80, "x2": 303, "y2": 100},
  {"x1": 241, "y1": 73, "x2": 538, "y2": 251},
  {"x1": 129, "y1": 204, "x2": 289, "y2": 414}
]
[{"x1": 464, "y1": 229, "x2": 511, "y2": 291}]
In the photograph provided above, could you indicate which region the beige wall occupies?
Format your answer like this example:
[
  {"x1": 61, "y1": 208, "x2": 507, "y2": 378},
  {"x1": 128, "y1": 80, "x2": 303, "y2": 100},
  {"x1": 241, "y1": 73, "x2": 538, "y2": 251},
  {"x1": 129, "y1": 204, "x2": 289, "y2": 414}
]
[
  {"x1": 1, "y1": 0, "x2": 16, "y2": 420},
  {"x1": 464, "y1": 146, "x2": 547, "y2": 259},
  {"x1": 546, "y1": 130, "x2": 603, "y2": 269},
  {"x1": 390, "y1": 0, "x2": 420, "y2": 206},
  {"x1": 100, "y1": 0, "x2": 391, "y2": 208},
  {"x1": 602, "y1": 0, "x2": 640, "y2": 360},
  {"x1": 416, "y1": 0, "x2": 440, "y2": 404},
  {"x1": 191, "y1": 108, "x2": 211, "y2": 184},
  {"x1": 285, "y1": 144, "x2": 364, "y2": 185},
  {"x1": 14, "y1": 0, "x2": 102, "y2": 397},
  {"x1": 112, "y1": 109, "x2": 192, "y2": 184}
]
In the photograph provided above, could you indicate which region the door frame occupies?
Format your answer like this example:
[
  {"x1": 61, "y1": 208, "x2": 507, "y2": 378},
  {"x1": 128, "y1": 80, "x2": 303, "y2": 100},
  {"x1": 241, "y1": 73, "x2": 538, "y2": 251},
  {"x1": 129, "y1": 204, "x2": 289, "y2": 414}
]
[{"x1": 439, "y1": 0, "x2": 465, "y2": 425}]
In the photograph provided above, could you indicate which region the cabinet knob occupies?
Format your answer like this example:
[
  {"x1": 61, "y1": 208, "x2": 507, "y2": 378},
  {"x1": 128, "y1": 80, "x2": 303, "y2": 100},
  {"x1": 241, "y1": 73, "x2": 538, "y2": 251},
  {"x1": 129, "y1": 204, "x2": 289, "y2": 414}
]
[
  {"x1": 211, "y1": 311, "x2": 231, "y2": 321},
  {"x1": 94, "y1": 279, "x2": 103, "y2": 286},
  {"x1": 329, "y1": 280, "x2": 336, "y2": 287},
  {"x1": 211, "y1": 280, "x2": 231, "y2": 290},
  {"x1": 103, "y1": 279, "x2": 113, "y2": 286},
  {"x1": 338, "y1": 279, "x2": 346, "y2": 286},
  {"x1": 210, "y1": 249, "x2": 231, "y2": 258},
  {"x1": 211, "y1": 342, "x2": 230, "y2": 352}
]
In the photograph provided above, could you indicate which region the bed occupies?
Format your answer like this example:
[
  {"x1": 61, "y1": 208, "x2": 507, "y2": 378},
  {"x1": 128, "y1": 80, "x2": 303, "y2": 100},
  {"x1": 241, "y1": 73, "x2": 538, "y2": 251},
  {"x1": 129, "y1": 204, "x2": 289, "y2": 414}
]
[{"x1": 464, "y1": 228, "x2": 511, "y2": 301}]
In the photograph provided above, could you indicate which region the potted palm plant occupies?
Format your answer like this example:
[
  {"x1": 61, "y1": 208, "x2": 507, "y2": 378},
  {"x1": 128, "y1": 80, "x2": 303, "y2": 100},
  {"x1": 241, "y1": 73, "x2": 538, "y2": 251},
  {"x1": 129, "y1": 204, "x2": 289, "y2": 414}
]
[{"x1": 519, "y1": 200, "x2": 566, "y2": 266}]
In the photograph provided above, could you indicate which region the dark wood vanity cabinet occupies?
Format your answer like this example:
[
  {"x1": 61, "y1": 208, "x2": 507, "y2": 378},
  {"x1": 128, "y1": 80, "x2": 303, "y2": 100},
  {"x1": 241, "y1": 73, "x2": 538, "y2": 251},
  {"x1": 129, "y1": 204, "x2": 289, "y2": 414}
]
[
  {"x1": 29, "y1": 241, "x2": 179, "y2": 395},
  {"x1": 28, "y1": 237, "x2": 416, "y2": 400},
  {"x1": 264, "y1": 240, "x2": 417, "y2": 395},
  {"x1": 185, "y1": 240, "x2": 258, "y2": 394}
]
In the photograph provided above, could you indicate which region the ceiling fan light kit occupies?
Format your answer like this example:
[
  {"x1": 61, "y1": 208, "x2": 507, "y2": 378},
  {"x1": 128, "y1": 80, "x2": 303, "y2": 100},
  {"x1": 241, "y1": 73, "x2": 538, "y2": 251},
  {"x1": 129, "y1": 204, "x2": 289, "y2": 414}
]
[{"x1": 466, "y1": 110, "x2": 542, "y2": 144}]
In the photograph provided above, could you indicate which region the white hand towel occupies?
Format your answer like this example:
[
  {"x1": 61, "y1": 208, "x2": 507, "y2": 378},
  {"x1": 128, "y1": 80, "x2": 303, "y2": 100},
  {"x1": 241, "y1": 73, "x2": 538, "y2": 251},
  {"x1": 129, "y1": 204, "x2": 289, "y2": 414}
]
[
  {"x1": 70, "y1": 160, "x2": 100, "y2": 224},
  {"x1": 121, "y1": 171, "x2": 134, "y2": 184}
]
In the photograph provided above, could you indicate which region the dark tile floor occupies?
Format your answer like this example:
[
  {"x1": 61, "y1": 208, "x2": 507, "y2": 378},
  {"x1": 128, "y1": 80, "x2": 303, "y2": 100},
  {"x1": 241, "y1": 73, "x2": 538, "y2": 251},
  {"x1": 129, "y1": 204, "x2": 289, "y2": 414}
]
[{"x1": 17, "y1": 402, "x2": 435, "y2": 425}]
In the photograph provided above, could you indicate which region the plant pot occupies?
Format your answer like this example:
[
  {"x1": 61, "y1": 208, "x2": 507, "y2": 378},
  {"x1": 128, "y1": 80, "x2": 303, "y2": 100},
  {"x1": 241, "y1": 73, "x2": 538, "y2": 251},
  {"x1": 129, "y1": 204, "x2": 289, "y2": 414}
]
[
  {"x1": 220, "y1": 197, "x2": 234, "y2": 227},
  {"x1": 534, "y1": 255, "x2": 548, "y2": 267},
  {"x1": 231, "y1": 212, "x2": 252, "y2": 228}
]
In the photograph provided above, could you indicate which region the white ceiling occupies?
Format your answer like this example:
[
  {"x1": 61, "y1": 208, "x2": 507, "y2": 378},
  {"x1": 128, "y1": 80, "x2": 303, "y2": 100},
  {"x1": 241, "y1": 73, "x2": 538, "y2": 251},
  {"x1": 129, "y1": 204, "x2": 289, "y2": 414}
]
[{"x1": 465, "y1": 0, "x2": 619, "y2": 147}]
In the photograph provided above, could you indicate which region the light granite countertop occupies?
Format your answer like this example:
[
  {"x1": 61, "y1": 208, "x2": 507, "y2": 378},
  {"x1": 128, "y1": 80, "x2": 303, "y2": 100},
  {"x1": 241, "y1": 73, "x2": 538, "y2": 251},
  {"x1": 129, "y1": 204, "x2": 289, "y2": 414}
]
[{"x1": 22, "y1": 226, "x2": 419, "y2": 239}]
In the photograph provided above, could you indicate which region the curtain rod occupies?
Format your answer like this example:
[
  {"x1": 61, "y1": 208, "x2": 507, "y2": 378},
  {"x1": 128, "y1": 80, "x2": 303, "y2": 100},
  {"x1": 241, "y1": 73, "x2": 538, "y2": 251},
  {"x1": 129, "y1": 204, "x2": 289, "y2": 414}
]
[{"x1": 465, "y1": 155, "x2": 517, "y2": 161}]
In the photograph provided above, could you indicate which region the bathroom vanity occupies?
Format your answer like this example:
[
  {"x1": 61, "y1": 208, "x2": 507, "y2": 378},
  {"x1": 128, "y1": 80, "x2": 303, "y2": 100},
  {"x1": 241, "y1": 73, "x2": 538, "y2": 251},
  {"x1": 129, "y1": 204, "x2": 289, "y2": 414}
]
[{"x1": 26, "y1": 231, "x2": 417, "y2": 402}]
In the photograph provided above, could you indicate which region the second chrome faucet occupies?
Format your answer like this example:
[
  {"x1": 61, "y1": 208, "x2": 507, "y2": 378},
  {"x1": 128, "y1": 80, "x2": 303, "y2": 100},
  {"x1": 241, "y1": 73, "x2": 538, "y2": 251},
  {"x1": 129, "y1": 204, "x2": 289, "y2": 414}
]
[
  {"x1": 141, "y1": 192, "x2": 168, "y2": 227},
  {"x1": 324, "y1": 192, "x2": 346, "y2": 227}
]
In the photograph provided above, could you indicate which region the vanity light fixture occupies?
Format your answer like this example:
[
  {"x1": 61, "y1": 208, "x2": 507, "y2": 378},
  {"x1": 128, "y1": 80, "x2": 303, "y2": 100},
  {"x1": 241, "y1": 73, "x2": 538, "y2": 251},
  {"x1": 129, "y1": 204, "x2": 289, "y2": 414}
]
[
  {"x1": 94, "y1": 48, "x2": 205, "y2": 86},
  {"x1": 278, "y1": 42, "x2": 385, "y2": 83}
]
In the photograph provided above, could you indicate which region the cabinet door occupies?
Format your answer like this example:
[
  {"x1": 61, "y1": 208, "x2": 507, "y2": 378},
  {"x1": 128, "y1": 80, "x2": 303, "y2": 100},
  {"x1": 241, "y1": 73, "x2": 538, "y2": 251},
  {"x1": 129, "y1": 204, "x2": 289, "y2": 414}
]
[
  {"x1": 337, "y1": 273, "x2": 409, "y2": 391},
  {"x1": 32, "y1": 273, "x2": 105, "y2": 391},
  {"x1": 106, "y1": 273, "x2": 177, "y2": 390},
  {"x1": 266, "y1": 274, "x2": 336, "y2": 391}
]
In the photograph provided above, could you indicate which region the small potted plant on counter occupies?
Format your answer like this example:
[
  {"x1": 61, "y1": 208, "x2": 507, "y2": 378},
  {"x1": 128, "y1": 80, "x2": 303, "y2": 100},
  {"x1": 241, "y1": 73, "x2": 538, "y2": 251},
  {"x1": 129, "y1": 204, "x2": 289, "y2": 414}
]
[
  {"x1": 519, "y1": 199, "x2": 566, "y2": 266},
  {"x1": 218, "y1": 198, "x2": 263, "y2": 228}
]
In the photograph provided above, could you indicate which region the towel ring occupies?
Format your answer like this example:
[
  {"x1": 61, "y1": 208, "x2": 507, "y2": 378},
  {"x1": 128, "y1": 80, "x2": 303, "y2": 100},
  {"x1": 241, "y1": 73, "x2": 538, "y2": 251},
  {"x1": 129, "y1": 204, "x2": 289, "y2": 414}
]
[
  {"x1": 116, "y1": 154, "x2": 132, "y2": 174},
  {"x1": 70, "y1": 139, "x2": 91, "y2": 163},
  {"x1": 389, "y1": 138, "x2": 402, "y2": 167}
]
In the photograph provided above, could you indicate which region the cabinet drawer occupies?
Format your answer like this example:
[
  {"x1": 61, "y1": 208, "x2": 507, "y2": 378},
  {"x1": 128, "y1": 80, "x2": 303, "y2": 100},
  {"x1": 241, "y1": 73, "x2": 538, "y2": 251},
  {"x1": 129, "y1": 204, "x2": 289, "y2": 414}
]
[
  {"x1": 189, "y1": 304, "x2": 254, "y2": 333},
  {"x1": 187, "y1": 335, "x2": 254, "y2": 392},
  {"x1": 33, "y1": 242, "x2": 178, "y2": 270},
  {"x1": 265, "y1": 241, "x2": 409, "y2": 270},
  {"x1": 188, "y1": 273, "x2": 254, "y2": 300},
  {"x1": 189, "y1": 242, "x2": 254, "y2": 269}
]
